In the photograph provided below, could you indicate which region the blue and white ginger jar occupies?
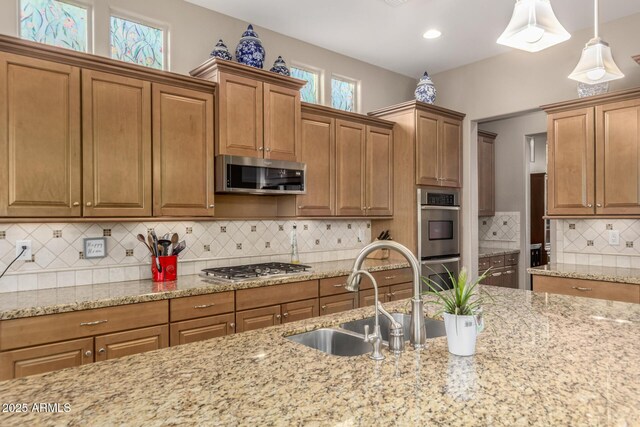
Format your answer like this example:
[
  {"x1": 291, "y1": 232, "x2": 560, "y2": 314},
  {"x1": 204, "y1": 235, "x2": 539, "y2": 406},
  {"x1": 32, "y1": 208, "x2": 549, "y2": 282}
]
[
  {"x1": 415, "y1": 71, "x2": 437, "y2": 104},
  {"x1": 270, "y1": 56, "x2": 290, "y2": 76},
  {"x1": 235, "y1": 24, "x2": 265, "y2": 69},
  {"x1": 210, "y1": 39, "x2": 233, "y2": 61}
]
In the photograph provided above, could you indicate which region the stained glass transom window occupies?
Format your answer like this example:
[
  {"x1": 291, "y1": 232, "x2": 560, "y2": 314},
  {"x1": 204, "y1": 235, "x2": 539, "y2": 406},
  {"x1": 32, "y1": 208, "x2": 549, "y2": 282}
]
[
  {"x1": 291, "y1": 66, "x2": 319, "y2": 104},
  {"x1": 331, "y1": 77, "x2": 357, "y2": 112},
  {"x1": 110, "y1": 16, "x2": 164, "y2": 70},
  {"x1": 19, "y1": 0, "x2": 88, "y2": 52}
]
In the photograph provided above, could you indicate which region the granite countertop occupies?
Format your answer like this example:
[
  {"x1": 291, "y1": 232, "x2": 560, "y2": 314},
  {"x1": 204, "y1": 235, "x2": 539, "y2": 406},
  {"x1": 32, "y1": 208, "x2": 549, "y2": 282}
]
[
  {"x1": 479, "y1": 247, "x2": 520, "y2": 257},
  {"x1": 0, "y1": 259, "x2": 409, "y2": 320},
  {"x1": 528, "y1": 263, "x2": 640, "y2": 285},
  {"x1": 0, "y1": 286, "x2": 638, "y2": 426}
]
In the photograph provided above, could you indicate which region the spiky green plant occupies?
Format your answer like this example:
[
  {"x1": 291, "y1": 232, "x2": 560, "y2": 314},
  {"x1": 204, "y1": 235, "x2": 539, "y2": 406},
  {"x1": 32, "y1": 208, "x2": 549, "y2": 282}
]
[{"x1": 422, "y1": 266, "x2": 490, "y2": 317}]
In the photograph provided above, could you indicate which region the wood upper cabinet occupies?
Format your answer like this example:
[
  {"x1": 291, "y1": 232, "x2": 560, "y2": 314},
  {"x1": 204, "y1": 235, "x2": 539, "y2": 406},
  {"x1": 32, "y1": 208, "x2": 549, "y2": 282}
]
[
  {"x1": 366, "y1": 126, "x2": 393, "y2": 216},
  {"x1": 547, "y1": 108, "x2": 595, "y2": 215},
  {"x1": 297, "y1": 112, "x2": 335, "y2": 216},
  {"x1": 217, "y1": 72, "x2": 264, "y2": 157},
  {"x1": 416, "y1": 110, "x2": 462, "y2": 188},
  {"x1": 263, "y1": 83, "x2": 300, "y2": 161},
  {"x1": 336, "y1": 119, "x2": 366, "y2": 215},
  {"x1": 0, "y1": 52, "x2": 81, "y2": 217},
  {"x1": 152, "y1": 84, "x2": 215, "y2": 217},
  {"x1": 94, "y1": 325, "x2": 168, "y2": 362},
  {"x1": 82, "y1": 69, "x2": 152, "y2": 217},
  {"x1": 595, "y1": 98, "x2": 640, "y2": 215},
  {"x1": 478, "y1": 131, "x2": 496, "y2": 217}
]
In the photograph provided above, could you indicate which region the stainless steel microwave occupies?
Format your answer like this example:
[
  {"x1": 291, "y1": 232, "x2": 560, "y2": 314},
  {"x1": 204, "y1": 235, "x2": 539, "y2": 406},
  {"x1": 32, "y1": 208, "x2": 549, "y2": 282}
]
[{"x1": 215, "y1": 155, "x2": 306, "y2": 195}]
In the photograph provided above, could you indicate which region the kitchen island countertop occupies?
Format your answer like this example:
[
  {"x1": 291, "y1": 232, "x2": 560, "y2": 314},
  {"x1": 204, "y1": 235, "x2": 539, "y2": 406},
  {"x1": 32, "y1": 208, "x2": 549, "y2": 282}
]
[
  {"x1": 0, "y1": 286, "x2": 638, "y2": 426},
  {"x1": 529, "y1": 263, "x2": 640, "y2": 285}
]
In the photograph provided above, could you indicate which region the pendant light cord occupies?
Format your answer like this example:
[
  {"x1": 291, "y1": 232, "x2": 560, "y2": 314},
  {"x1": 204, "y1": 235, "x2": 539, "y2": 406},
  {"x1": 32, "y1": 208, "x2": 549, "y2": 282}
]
[{"x1": 0, "y1": 247, "x2": 26, "y2": 280}]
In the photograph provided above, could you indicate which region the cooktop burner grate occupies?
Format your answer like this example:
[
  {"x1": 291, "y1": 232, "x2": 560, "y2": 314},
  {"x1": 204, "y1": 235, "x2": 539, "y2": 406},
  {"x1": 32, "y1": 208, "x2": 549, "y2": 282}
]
[{"x1": 201, "y1": 262, "x2": 312, "y2": 281}]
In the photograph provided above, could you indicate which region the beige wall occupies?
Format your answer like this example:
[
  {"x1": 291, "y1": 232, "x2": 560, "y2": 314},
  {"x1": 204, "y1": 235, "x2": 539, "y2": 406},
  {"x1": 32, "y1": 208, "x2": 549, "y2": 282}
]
[
  {"x1": 1, "y1": 0, "x2": 415, "y2": 112},
  {"x1": 432, "y1": 13, "x2": 640, "y2": 278}
]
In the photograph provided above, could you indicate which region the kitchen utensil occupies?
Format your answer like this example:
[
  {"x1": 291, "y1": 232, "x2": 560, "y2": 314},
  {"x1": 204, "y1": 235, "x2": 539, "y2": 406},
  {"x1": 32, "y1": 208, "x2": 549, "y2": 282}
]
[
  {"x1": 171, "y1": 233, "x2": 179, "y2": 246},
  {"x1": 163, "y1": 233, "x2": 171, "y2": 240},
  {"x1": 137, "y1": 234, "x2": 154, "y2": 255},
  {"x1": 382, "y1": 231, "x2": 390, "y2": 240},
  {"x1": 377, "y1": 231, "x2": 385, "y2": 240},
  {"x1": 158, "y1": 239, "x2": 172, "y2": 256},
  {"x1": 150, "y1": 230, "x2": 162, "y2": 273},
  {"x1": 172, "y1": 241, "x2": 186, "y2": 256}
]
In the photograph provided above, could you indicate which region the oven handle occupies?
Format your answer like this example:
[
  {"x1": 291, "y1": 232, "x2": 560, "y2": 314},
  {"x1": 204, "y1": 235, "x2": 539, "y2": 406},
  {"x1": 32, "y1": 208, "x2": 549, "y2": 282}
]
[
  {"x1": 421, "y1": 205, "x2": 461, "y2": 211},
  {"x1": 421, "y1": 257, "x2": 461, "y2": 265}
]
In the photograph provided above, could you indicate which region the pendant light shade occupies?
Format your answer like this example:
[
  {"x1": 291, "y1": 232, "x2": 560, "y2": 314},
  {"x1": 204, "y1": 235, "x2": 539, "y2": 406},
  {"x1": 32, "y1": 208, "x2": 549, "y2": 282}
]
[
  {"x1": 568, "y1": 0, "x2": 624, "y2": 84},
  {"x1": 497, "y1": 0, "x2": 570, "y2": 52}
]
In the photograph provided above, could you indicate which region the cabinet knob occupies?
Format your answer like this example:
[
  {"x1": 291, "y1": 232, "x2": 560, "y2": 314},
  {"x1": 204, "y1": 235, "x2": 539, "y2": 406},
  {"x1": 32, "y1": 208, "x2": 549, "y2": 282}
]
[
  {"x1": 98, "y1": 348, "x2": 106, "y2": 354},
  {"x1": 321, "y1": 305, "x2": 327, "y2": 311},
  {"x1": 229, "y1": 322, "x2": 235, "y2": 329},
  {"x1": 283, "y1": 312, "x2": 289, "y2": 318},
  {"x1": 587, "y1": 203, "x2": 593, "y2": 208},
  {"x1": 276, "y1": 314, "x2": 281, "y2": 319},
  {"x1": 367, "y1": 207, "x2": 371, "y2": 210},
  {"x1": 84, "y1": 350, "x2": 92, "y2": 357},
  {"x1": 266, "y1": 148, "x2": 271, "y2": 152},
  {"x1": 209, "y1": 204, "x2": 215, "y2": 208},
  {"x1": 596, "y1": 203, "x2": 602, "y2": 207},
  {"x1": 86, "y1": 202, "x2": 92, "y2": 207},
  {"x1": 298, "y1": 206, "x2": 303, "y2": 209},
  {"x1": 257, "y1": 147, "x2": 264, "y2": 151},
  {"x1": 73, "y1": 202, "x2": 79, "y2": 207}
]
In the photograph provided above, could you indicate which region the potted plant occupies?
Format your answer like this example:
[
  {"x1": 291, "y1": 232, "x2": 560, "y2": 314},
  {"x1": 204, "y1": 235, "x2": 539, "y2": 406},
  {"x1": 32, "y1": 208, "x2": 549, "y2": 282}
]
[{"x1": 422, "y1": 267, "x2": 489, "y2": 356}]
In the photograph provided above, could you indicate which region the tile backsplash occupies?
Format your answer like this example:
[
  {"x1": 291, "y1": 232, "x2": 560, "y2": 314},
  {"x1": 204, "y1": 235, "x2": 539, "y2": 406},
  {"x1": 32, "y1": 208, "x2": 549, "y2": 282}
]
[
  {"x1": 0, "y1": 220, "x2": 371, "y2": 292},
  {"x1": 478, "y1": 212, "x2": 520, "y2": 250},
  {"x1": 554, "y1": 219, "x2": 640, "y2": 268}
]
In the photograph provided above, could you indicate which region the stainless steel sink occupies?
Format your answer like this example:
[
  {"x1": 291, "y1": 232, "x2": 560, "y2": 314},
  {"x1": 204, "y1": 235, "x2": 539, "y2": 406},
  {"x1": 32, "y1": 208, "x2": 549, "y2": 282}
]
[
  {"x1": 340, "y1": 313, "x2": 446, "y2": 342},
  {"x1": 285, "y1": 328, "x2": 372, "y2": 356}
]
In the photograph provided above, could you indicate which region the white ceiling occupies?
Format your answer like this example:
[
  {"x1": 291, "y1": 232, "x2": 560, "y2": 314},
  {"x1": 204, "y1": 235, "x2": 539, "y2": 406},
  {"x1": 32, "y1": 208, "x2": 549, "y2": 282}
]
[{"x1": 185, "y1": 0, "x2": 640, "y2": 77}]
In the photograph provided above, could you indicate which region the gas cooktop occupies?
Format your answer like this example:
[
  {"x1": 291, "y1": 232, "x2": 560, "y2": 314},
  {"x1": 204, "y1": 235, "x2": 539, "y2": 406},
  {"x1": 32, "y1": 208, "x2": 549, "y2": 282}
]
[{"x1": 200, "y1": 262, "x2": 312, "y2": 282}]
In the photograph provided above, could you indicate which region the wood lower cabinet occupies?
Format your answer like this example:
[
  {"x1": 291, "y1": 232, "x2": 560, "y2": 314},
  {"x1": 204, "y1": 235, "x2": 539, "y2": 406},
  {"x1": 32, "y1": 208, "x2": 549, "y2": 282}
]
[
  {"x1": 359, "y1": 287, "x2": 388, "y2": 307},
  {"x1": 336, "y1": 119, "x2": 366, "y2": 215},
  {"x1": 95, "y1": 325, "x2": 168, "y2": 362},
  {"x1": 152, "y1": 83, "x2": 215, "y2": 217},
  {"x1": 478, "y1": 130, "x2": 496, "y2": 216},
  {"x1": 388, "y1": 283, "x2": 414, "y2": 302},
  {"x1": 282, "y1": 299, "x2": 319, "y2": 323},
  {"x1": 480, "y1": 254, "x2": 519, "y2": 289},
  {"x1": 0, "y1": 52, "x2": 81, "y2": 217},
  {"x1": 170, "y1": 314, "x2": 235, "y2": 346},
  {"x1": 263, "y1": 83, "x2": 300, "y2": 161},
  {"x1": 320, "y1": 293, "x2": 357, "y2": 315},
  {"x1": 82, "y1": 69, "x2": 152, "y2": 217},
  {"x1": 297, "y1": 112, "x2": 335, "y2": 216},
  {"x1": 359, "y1": 283, "x2": 413, "y2": 307},
  {"x1": 236, "y1": 305, "x2": 282, "y2": 333},
  {"x1": 533, "y1": 275, "x2": 639, "y2": 304},
  {"x1": 0, "y1": 338, "x2": 93, "y2": 380}
]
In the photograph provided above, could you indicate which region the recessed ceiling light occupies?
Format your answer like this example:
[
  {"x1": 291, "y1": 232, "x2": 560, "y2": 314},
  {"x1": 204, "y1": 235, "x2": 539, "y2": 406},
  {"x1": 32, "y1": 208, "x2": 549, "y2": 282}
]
[{"x1": 423, "y1": 29, "x2": 442, "y2": 39}]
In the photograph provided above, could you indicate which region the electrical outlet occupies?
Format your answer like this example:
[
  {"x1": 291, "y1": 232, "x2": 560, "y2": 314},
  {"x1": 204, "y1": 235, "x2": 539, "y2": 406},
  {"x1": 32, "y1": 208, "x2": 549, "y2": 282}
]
[
  {"x1": 16, "y1": 240, "x2": 32, "y2": 260},
  {"x1": 608, "y1": 230, "x2": 620, "y2": 246}
]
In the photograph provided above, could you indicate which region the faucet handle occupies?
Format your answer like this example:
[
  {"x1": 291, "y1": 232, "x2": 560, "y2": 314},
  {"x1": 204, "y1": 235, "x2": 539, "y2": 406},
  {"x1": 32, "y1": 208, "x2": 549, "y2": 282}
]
[{"x1": 363, "y1": 324, "x2": 370, "y2": 342}]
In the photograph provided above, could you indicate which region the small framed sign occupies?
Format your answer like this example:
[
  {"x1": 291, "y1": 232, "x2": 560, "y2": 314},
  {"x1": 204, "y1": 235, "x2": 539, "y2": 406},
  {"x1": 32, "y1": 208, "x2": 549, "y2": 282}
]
[{"x1": 84, "y1": 237, "x2": 107, "y2": 259}]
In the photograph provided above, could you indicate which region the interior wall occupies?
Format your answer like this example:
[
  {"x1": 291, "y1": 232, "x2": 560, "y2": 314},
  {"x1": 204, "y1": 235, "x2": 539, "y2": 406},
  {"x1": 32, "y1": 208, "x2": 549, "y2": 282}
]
[
  {"x1": 1, "y1": 0, "x2": 415, "y2": 112},
  {"x1": 529, "y1": 134, "x2": 547, "y2": 175}
]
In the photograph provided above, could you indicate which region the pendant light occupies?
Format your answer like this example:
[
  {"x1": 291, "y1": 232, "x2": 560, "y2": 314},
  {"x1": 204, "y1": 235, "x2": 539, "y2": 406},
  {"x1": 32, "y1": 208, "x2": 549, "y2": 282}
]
[
  {"x1": 497, "y1": 0, "x2": 570, "y2": 52},
  {"x1": 568, "y1": 0, "x2": 624, "y2": 84}
]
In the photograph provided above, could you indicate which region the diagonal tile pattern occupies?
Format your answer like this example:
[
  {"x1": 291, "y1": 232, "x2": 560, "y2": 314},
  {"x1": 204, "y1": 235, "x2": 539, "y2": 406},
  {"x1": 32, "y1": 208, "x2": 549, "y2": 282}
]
[{"x1": 478, "y1": 212, "x2": 520, "y2": 250}]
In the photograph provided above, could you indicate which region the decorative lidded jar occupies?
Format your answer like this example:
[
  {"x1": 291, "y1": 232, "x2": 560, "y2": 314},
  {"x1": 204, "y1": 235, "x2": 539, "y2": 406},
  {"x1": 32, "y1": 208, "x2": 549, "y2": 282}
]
[
  {"x1": 235, "y1": 24, "x2": 266, "y2": 69},
  {"x1": 415, "y1": 71, "x2": 437, "y2": 104},
  {"x1": 210, "y1": 39, "x2": 233, "y2": 61},
  {"x1": 270, "y1": 56, "x2": 290, "y2": 76}
]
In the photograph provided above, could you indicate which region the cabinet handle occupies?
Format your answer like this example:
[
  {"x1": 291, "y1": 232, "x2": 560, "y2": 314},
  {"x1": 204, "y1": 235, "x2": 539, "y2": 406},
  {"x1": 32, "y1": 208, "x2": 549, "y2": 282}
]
[
  {"x1": 257, "y1": 147, "x2": 264, "y2": 151},
  {"x1": 266, "y1": 148, "x2": 271, "y2": 152},
  {"x1": 321, "y1": 305, "x2": 327, "y2": 311},
  {"x1": 84, "y1": 350, "x2": 92, "y2": 357},
  {"x1": 572, "y1": 286, "x2": 593, "y2": 292},
  {"x1": 193, "y1": 304, "x2": 214, "y2": 309},
  {"x1": 283, "y1": 312, "x2": 289, "y2": 318},
  {"x1": 492, "y1": 272, "x2": 502, "y2": 277},
  {"x1": 98, "y1": 348, "x2": 106, "y2": 354},
  {"x1": 73, "y1": 202, "x2": 79, "y2": 207},
  {"x1": 276, "y1": 314, "x2": 281, "y2": 319},
  {"x1": 333, "y1": 283, "x2": 345, "y2": 288},
  {"x1": 587, "y1": 203, "x2": 593, "y2": 208},
  {"x1": 80, "y1": 319, "x2": 108, "y2": 326},
  {"x1": 367, "y1": 206, "x2": 371, "y2": 210},
  {"x1": 229, "y1": 322, "x2": 235, "y2": 329},
  {"x1": 86, "y1": 202, "x2": 92, "y2": 207},
  {"x1": 389, "y1": 292, "x2": 395, "y2": 297},
  {"x1": 209, "y1": 204, "x2": 215, "y2": 208},
  {"x1": 384, "y1": 275, "x2": 396, "y2": 280},
  {"x1": 298, "y1": 206, "x2": 303, "y2": 209},
  {"x1": 597, "y1": 203, "x2": 602, "y2": 207}
]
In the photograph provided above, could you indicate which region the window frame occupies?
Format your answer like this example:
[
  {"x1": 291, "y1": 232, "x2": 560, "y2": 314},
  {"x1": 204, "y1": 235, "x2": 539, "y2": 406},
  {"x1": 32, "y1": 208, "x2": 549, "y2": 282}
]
[
  {"x1": 330, "y1": 73, "x2": 360, "y2": 113},
  {"x1": 290, "y1": 61, "x2": 324, "y2": 105},
  {"x1": 18, "y1": 0, "x2": 94, "y2": 53},
  {"x1": 108, "y1": 8, "x2": 169, "y2": 71}
]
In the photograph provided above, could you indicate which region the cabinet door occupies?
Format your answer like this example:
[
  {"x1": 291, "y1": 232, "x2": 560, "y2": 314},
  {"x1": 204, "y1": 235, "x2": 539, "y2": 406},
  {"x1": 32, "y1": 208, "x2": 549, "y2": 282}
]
[
  {"x1": 152, "y1": 84, "x2": 215, "y2": 217},
  {"x1": 501, "y1": 266, "x2": 518, "y2": 289},
  {"x1": 0, "y1": 52, "x2": 81, "y2": 217},
  {"x1": 235, "y1": 305, "x2": 281, "y2": 333},
  {"x1": 366, "y1": 126, "x2": 393, "y2": 216},
  {"x1": 547, "y1": 108, "x2": 595, "y2": 215},
  {"x1": 264, "y1": 83, "x2": 300, "y2": 161},
  {"x1": 218, "y1": 72, "x2": 263, "y2": 157},
  {"x1": 416, "y1": 111, "x2": 440, "y2": 186},
  {"x1": 358, "y1": 286, "x2": 389, "y2": 307},
  {"x1": 596, "y1": 99, "x2": 640, "y2": 215},
  {"x1": 82, "y1": 70, "x2": 151, "y2": 217},
  {"x1": 94, "y1": 325, "x2": 168, "y2": 362},
  {"x1": 388, "y1": 283, "x2": 414, "y2": 302},
  {"x1": 478, "y1": 134, "x2": 495, "y2": 216},
  {"x1": 170, "y1": 313, "x2": 235, "y2": 346},
  {"x1": 0, "y1": 338, "x2": 93, "y2": 380},
  {"x1": 297, "y1": 113, "x2": 335, "y2": 216},
  {"x1": 320, "y1": 294, "x2": 357, "y2": 315},
  {"x1": 336, "y1": 119, "x2": 366, "y2": 216},
  {"x1": 440, "y1": 118, "x2": 462, "y2": 188},
  {"x1": 282, "y1": 299, "x2": 319, "y2": 323}
]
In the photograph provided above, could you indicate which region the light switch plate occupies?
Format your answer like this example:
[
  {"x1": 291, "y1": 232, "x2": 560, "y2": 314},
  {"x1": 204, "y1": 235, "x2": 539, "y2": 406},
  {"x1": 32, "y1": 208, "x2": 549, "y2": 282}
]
[{"x1": 608, "y1": 230, "x2": 620, "y2": 246}]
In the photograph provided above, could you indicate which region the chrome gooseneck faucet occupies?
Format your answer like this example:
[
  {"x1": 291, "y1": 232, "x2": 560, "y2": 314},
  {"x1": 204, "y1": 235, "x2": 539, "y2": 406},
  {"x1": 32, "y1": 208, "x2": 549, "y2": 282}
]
[{"x1": 347, "y1": 241, "x2": 426, "y2": 350}]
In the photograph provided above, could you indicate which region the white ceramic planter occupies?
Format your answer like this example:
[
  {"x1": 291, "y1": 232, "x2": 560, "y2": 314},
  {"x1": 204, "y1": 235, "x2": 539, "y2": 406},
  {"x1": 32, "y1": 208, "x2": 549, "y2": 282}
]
[{"x1": 443, "y1": 313, "x2": 478, "y2": 356}]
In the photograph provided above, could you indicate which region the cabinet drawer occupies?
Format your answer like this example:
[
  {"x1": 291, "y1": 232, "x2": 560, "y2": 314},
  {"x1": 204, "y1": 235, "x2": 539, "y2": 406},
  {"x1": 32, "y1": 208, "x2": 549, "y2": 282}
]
[
  {"x1": 490, "y1": 255, "x2": 505, "y2": 268},
  {"x1": 319, "y1": 276, "x2": 350, "y2": 296},
  {"x1": 363, "y1": 268, "x2": 413, "y2": 289},
  {"x1": 170, "y1": 313, "x2": 235, "y2": 346},
  {"x1": 505, "y1": 253, "x2": 519, "y2": 266},
  {"x1": 533, "y1": 276, "x2": 639, "y2": 304},
  {"x1": 320, "y1": 294, "x2": 357, "y2": 315},
  {"x1": 236, "y1": 280, "x2": 318, "y2": 311},
  {"x1": 170, "y1": 291, "x2": 234, "y2": 322},
  {"x1": 478, "y1": 257, "x2": 491, "y2": 271},
  {"x1": 0, "y1": 300, "x2": 168, "y2": 351},
  {"x1": 95, "y1": 325, "x2": 168, "y2": 362}
]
